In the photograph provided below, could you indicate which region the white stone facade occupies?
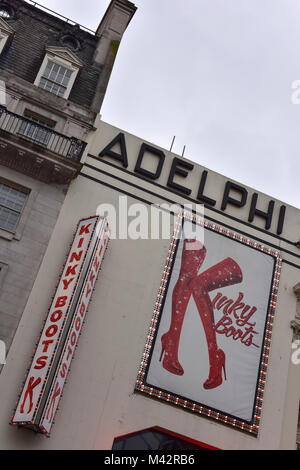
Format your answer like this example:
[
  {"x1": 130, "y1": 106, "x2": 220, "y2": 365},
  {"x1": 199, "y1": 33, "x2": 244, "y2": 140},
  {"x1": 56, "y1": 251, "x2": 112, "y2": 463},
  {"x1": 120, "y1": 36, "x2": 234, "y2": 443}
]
[{"x1": 0, "y1": 120, "x2": 298, "y2": 449}]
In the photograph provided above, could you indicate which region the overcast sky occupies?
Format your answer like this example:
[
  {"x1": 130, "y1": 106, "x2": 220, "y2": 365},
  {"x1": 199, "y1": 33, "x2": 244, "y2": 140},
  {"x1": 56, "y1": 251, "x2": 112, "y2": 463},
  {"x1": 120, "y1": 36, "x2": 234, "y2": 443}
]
[{"x1": 36, "y1": 0, "x2": 300, "y2": 208}]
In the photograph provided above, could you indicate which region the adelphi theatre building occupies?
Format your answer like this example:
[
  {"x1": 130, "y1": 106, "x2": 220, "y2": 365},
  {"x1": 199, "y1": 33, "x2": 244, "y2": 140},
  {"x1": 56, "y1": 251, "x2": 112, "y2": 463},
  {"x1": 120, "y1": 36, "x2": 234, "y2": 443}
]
[
  {"x1": 0, "y1": 117, "x2": 298, "y2": 451},
  {"x1": 0, "y1": 6, "x2": 300, "y2": 454}
]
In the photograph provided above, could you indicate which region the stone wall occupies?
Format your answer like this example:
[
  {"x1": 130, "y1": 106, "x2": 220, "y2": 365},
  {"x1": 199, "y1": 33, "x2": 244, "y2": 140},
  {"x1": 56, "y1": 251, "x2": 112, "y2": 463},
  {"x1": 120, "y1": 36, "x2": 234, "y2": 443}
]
[{"x1": 0, "y1": 165, "x2": 67, "y2": 366}]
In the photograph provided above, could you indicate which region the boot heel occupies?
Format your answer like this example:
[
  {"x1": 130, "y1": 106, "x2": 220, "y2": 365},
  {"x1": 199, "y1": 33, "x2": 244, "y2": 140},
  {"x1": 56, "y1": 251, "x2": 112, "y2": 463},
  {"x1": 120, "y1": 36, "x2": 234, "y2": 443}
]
[
  {"x1": 203, "y1": 349, "x2": 226, "y2": 389},
  {"x1": 159, "y1": 342, "x2": 165, "y2": 362},
  {"x1": 159, "y1": 333, "x2": 184, "y2": 375},
  {"x1": 160, "y1": 334, "x2": 167, "y2": 362},
  {"x1": 219, "y1": 350, "x2": 226, "y2": 380},
  {"x1": 222, "y1": 362, "x2": 227, "y2": 381}
]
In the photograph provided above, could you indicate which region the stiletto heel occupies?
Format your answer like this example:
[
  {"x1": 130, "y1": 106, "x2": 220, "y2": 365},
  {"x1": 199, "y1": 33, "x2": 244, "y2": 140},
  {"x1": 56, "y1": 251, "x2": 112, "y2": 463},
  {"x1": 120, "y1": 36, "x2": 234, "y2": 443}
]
[
  {"x1": 159, "y1": 337, "x2": 166, "y2": 362},
  {"x1": 160, "y1": 332, "x2": 184, "y2": 375},
  {"x1": 159, "y1": 349, "x2": 164, "y2": 362},
  {"x1": 223, "y1": 364, "x2": 227, "y2": 381},
  {"x1": 203, "y1": 348, "x2": 226, "y2": 390},
  {"x1": 222, "y1": 357, "x2": 227, "y2": 381}
]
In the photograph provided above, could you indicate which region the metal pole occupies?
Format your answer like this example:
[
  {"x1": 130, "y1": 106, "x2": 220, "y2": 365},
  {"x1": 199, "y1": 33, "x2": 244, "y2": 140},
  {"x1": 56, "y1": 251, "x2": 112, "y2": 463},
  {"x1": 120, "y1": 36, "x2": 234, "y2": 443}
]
[{"x1": 170, "y1": 136, "x2": 176, "y2": 152}]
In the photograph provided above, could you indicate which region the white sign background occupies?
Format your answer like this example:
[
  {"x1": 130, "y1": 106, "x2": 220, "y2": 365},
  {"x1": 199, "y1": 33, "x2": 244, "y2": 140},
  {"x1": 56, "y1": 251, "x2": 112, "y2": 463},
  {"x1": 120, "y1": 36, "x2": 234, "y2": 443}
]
[
  {"x1": 146, "y1": 226, "x2": 275, "y2": 422},
  {"x1": 40, "y1": 219, "x2": 110, "y2": 434},
  {"x1": 13, "y1": 216, "x2": 98, "y2": 424}
]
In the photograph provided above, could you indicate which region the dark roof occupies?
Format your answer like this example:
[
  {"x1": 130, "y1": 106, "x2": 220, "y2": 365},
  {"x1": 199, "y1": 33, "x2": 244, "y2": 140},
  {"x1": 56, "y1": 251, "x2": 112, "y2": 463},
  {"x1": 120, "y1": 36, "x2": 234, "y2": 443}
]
[{"x1": 0, "y1": 0, "x2": 102, "y2": 109}]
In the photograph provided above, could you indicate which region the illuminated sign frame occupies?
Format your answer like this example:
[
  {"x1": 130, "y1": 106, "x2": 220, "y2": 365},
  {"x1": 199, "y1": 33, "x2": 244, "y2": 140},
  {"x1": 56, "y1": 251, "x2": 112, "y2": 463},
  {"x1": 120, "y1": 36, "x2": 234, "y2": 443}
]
[
  {"x1": 11, "y1": 215, "x2": 110, "y2": 436},
  {"x1": 135, "y1": 211, "x2": 282, "y2": 435},
  {"x1": 40, "y1": 218, "x2": 109, "y2": 436}
]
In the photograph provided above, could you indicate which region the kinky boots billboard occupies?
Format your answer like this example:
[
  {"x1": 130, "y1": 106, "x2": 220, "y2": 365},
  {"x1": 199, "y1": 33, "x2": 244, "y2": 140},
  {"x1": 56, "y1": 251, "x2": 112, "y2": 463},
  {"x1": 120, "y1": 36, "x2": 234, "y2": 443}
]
[
  {"x1": 81, "y1": 122, "x2": 296, "y2": 438},
  {"x1": 136, "y1": 212, "x2": 282, "y2": 435}
]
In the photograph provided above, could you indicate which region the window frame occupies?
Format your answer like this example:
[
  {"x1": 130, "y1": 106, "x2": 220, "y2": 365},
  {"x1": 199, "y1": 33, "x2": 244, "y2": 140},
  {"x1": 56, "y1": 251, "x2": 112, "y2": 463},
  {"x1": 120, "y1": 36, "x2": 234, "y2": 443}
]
[
  {"x1": 0, "y1": 178, "x2": 30, "y2": 235},
  {"x1": 34, "y1": 52, "x2": 80, "y2": 100},
  {"x1": 0, "y1": 3, "x2": 14, "y2": 20},
  {"x1": 0, "y1": 261, "x2": 8, "y2": 288},
  {"x1": 0, "y1": 31, "x2": 8, "y2": 53},
  {"x1": 0, "y1": 9, "x2": 10, "y2": 19},
  {"x1": 0, "y1": 16, "x2": 14, "y2": 54}
]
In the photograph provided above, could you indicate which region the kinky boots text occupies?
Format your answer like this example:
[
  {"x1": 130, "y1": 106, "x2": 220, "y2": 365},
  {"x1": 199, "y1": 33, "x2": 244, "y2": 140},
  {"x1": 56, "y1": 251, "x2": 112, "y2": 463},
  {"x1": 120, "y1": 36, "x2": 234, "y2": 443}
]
[{"x1": 212, "y1": 292, "x2": 259, "y2": 348}]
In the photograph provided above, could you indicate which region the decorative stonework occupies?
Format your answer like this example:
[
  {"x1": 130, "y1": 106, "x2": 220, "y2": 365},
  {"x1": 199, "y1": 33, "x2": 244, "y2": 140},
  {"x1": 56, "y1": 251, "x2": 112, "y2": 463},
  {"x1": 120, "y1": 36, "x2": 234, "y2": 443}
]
[
  {"x1": 45, "y1": 46, "x2": 83, "y2": 69},
  {"x1": 0, "y1": 134, "x2": 81, "y2": 184},
  {"x1": 291, "y1": 283, "x2": 300, "y2": 339}
]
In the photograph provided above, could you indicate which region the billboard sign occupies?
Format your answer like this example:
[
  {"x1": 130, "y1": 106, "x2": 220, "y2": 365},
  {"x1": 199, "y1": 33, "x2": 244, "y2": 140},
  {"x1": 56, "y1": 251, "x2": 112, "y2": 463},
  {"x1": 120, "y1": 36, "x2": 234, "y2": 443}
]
[
  {"x1": 136, "y1": 212, "x2": 281, "y2": 435},
  {"x1": 12, "y1": 216, "x2": 110, "y2": 436},
  {"x1": 40, "y1": 219, "x2": 109, "y2": 435}
]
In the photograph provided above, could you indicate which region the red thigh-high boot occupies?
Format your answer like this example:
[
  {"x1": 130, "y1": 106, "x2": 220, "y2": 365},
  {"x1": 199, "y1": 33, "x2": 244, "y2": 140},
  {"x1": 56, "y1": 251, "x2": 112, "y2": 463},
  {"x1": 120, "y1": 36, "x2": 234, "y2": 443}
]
[
  {"x1": 160, "y1": 239, "x2": 206, "y2": 375},
  {"x1": 192, "y1": 257, "x2": 243, "y2": 389}
]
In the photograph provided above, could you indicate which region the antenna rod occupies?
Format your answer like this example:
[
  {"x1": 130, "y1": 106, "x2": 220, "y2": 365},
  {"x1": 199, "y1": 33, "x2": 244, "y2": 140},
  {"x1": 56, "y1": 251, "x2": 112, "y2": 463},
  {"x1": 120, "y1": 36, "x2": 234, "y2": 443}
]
[{"x1": 170, "y1": 136, "x2": 175, "y2": 152}]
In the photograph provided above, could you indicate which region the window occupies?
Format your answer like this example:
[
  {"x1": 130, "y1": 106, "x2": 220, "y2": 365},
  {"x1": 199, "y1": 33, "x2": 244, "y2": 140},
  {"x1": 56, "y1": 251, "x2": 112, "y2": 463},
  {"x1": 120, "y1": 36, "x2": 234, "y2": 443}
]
[
  {"x1": 0, "y1": 14, "x2": 14, "y2": 54},
  {"x1": 0, "y1": 261, "x2": 8, "y2": 288},
  {"x1": 38, "y1": 60, "x2": 73, "y2": 98},
  {"x1": 0, "y1": 3, "x2": 15, "y2": 20},
  {"x1": 0, "y1": 9, "x2": 9, "y2": 19},
  {"x1": 112, "y1": 427, "x2": 218, "y2": 451},
  {"x1": 34, "y1": 47, "x2": 83, "y2": 100},
  {"x1": 0, "y1": 182, "x2": 28, "y2": 232},
  {"x1": 0, "y1": 7, "x2": 10, "y2": 19},
  {"x1": 18, "y1": 111, "x2": 55, "y2": 146},
  {"x1": 0, "y1": 31, "x2": 8, "y2": 53},
  {"x1": 60, "y1": 35, "x2": 80, "y2": 52}
]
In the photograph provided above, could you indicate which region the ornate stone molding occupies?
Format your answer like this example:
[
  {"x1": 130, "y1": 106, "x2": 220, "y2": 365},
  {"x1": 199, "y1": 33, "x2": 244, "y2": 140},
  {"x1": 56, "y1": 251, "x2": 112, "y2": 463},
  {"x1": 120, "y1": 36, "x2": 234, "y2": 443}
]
[
  {"x1": 45, "y1": 46, "x2": 83, "y2": 69},
  {"x1": 291, "y1": 283, "x2": 300, "y2": 339}
]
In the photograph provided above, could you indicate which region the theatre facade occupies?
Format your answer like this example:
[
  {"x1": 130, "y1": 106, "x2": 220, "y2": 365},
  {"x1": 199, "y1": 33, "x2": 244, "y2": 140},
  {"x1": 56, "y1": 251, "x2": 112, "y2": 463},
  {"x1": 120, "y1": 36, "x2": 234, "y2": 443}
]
[{"x1": 0, "y1": 120, "x2": 300, "y2": 450}]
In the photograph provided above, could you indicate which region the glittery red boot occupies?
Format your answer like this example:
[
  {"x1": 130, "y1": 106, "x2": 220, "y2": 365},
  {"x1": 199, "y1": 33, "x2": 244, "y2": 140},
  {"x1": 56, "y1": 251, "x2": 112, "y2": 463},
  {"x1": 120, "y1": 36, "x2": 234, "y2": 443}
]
[
  {"x1": 192, "y1": 257, "x2": 242, "y2": 389},
  {"x1": 160, "y1": 239, "x2": 206, "y2": 375}
]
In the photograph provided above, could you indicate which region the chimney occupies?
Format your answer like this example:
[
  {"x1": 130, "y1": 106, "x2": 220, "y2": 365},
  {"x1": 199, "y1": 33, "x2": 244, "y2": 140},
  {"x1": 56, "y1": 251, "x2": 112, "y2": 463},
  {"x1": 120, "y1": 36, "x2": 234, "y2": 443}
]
[{"x1": 91, "y1": 0, "x2": 137, "y2": 112}]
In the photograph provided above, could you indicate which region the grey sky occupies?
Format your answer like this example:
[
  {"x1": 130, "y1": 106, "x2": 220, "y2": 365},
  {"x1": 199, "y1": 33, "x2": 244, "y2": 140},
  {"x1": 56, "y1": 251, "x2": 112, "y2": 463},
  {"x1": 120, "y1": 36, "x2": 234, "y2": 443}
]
[{"x1": 35, "y1": 0, "x2": 300, "y2": 208}]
